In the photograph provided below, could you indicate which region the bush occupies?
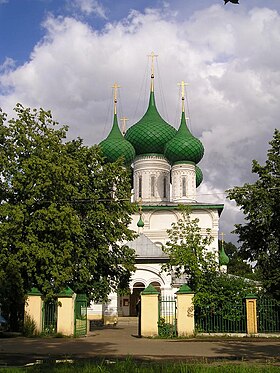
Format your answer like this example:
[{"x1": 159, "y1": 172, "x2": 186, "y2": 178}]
[{"x1": 22, "y1": 314, "x2": 38, "y2": 337}]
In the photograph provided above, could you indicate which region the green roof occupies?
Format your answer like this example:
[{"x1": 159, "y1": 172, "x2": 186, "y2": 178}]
[
  {"x1": 219, "y1": 245, "x2": 229, "y2": 266},
  {"x1": 100, "y1": 114, "x2": 135, "y2": 165},
  {"x1": 125, "y1": 92, "x2": 176, "y2": 155},
  {"x1": 164, "y1": 112, "x2": 204, "y2": 164}
]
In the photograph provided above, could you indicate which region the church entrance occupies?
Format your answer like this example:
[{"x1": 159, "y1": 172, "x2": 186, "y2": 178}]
[{"x1": 130, "y1": 282, "x2": 145, "y2": 316}]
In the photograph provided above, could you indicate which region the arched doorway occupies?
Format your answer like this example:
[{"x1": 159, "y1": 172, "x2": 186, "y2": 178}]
[{"x1": 130, "y1": 282, "x2": 145, "y2": 316}]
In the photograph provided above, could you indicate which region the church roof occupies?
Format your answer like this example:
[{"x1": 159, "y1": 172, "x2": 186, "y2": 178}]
[
  {"x1": 99, "y1": 114, "x2": 136, "y2": 165},
  {"x1": 164, "y1": 112, "x2": 204, "y2": 164},
  {"x1": 124, "y1": 90, "x2": 176, "y2": 156},
  {"x1": 126, "y1": 233, "x2": 168, "y2": 259}
]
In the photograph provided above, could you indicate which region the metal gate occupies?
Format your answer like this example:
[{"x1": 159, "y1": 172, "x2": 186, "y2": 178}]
[
  {"x1": 158, "y1": 296, "x2": 177, "y2": 337},
  {"x1": 42, "y1": 301, "x2": 57, "y2": 334},
  {"x1": 74, "y1": 294, "x2": 87, "y2": 337}
]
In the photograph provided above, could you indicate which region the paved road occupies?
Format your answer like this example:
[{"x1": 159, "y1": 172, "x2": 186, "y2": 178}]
[{"x1": 1, "y1": 319, "x2": 280, "y2": 366}]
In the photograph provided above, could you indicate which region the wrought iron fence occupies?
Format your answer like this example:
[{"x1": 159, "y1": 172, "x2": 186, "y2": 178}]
[
  {"x1": 42, "y1": 301, "x2": 57, "y2": 334},
  {"x1": 195, "y1": 301, "x2": 247, "y2": 333},
  {"x1": 257, "y1": 296, "x2": 280, "y2": 333},
  {"x1": 158, "y1": 296, "x2": 177, "y2": 337}
]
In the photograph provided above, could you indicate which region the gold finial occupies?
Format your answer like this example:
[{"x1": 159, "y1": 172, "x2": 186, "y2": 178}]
[
  {"x1": 138, "y1": 198, "x2": 142, "y2": 214},
  {"x1": 220, "y1": 232, "x2": 225, "y2": 244},
  {"x1": 120, "y1": 117, "x2": 128, "y2": 135},
  {"x1": 112, "y1": 82, "x2": 121, "y2": 115},
  {"x1": 177, "y1": 80, "x2": 188, "y2": 113},
  {"x1": 148, "y1": 51, "x2": 158, "y2": 92}
]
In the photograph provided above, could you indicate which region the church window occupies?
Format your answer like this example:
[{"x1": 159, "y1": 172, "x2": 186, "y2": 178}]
[
  {"x1": 138, "y1": 176, "x2": 142, "y2": 198},
  {"x1": 151, "y1": 176, "x2": 155, "y2": 197},
  {"x1": 182, "y1": 176, "x2": 187, "y2": 196},
  {"x1": 163, "y1": 176, "x2": 167, "y2": 198}
]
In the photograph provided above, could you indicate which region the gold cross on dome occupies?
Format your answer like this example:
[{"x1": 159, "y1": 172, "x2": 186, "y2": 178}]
[
  {"x1": 112, "y1": 82, "x2": 121, "y2": 114},
  {"x1": 121, "y1": 117, "x2": 128, "y2": 135},
  {"x1": 219, "y1": 232, "x2": 225, "y2": 244},
  {"x1": 177, "y1": 80, "x2": 189, "y2": 99},
  {"x1": 147, "y1": 51, "x2": 158, "y2": 77}
]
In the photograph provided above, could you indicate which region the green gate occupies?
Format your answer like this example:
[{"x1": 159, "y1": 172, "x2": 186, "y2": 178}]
[
  {"x1": 42, "y1": 301, "x2": 57, "y2": 334},
  {"x1": 158, "y1": 296, "x2": 177, "y2": 337},
  {"x1": 195, "y1": 300, "x2": 247, "y2": 333},
  {"x1": 74, "y1": 294, "x2": 87, "y2": 337},
  {"x1": 257, "y1": 296, "x2": 280, "y2": 333}
]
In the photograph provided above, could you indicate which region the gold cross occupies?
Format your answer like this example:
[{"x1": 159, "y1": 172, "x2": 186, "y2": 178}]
[
  {"x1": 112, "y1": 82, "x2": 121, "y2": 114},
  {"x1": 177, "y1": 80, "x2": 189, "y2": 112},
  {"x1": 121, "y1": 117, "x2": 128, "y2": 135},
  {"x1": 147, "y1": 51, "x2": 158, "y2": 76},
  {"x1": 219, "y1": 232, "x2": 225, "y2": 244}
]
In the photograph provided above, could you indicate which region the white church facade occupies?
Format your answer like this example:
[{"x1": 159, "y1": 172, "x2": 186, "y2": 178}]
[{"x1": 89, "y1": 58, "x2": 225, "y2": 320}]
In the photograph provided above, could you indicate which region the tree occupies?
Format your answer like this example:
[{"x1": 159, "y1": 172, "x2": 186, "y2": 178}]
[
  {"x1": 0, "y1": 104, "x2": 136, "y2": 329},
  {"x1": 218, "y1": 240, "x2": 255, "y2": 279},
  {"x1": 227, "y1": 129, "x2": 280, "y2": 299},
  {"x1": 162, "y1": 207, "x2": 216, "y2": 291}
]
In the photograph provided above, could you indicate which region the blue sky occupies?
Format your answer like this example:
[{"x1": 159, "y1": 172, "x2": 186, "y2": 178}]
[{"x1": 1, "y1": 0, "x2": 280, "y2": 243}]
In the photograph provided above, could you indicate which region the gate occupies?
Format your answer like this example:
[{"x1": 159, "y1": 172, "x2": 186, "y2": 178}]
[
  {"x1": 195, "y1": 300, "x2": 247, "y2": 333},
  {"x1": 158, "y1": 296, "x2": 177, "y2": 337},
  {"x1": 74, "y1": 294, "x2": 87, "y2": 337},
  {"x1": 257, "y1": 296, "x2": 280, "y2": 333},
  {"x1": 42, "y1": 301, "x2": 57, "y2": 334}
]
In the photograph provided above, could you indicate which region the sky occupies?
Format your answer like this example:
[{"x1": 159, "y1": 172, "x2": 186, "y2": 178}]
[{"x1": 0, "y1": 0, "x2": 280, "y2": 245}]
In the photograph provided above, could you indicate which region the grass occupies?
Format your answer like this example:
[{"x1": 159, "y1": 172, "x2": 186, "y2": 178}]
[{"x1": 1, "y1": 359, "x2": 280, "y2": 373}]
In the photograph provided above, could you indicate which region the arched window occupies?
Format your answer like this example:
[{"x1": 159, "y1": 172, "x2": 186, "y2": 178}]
[
  {"x1": 151, "y1": 175, "x2": 155, "y2": 197},
  {"x1": 138, "y1": 176, "x2": 142, "y2": 198},
  {"x1": 182, "y1": 176, "x2": 187, "y2": 196},
  {"x1": 163, "y1": 176, "x2": 167, "y2": 198}
]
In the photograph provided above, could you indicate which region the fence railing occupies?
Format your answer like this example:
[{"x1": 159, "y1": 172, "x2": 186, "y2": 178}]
[
  {"x1": 158, "y1": 296, "x2": 177, "y2": 337},
  {"x1": 195, "y1": 301, "x2": 247, "y2": 333},
  {"x1": 42, "y1": 301, "x2": 57, "y2": 334},
  {"x1": 257, "y1": 297, "x2": 280, "y2": 333}
]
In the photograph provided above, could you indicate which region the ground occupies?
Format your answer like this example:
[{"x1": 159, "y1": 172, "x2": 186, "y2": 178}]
[{"x1": 1, "y1": 318, "x2": 280, "y2": 366}]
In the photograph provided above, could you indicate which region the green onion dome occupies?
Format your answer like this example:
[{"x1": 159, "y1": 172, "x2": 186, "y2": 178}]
[
  {"x1": 99, "y1": 114, "x2": 136, "y2": 165},
  {"x1": 219, "y1": 245, "x2": 230, "y2": 266},
  {"x1": 125, "y1": 92, "x2": 176, "y2": 155},
  {"x1": 164, "y1": 113, "x2": 204, "y2": 164},
  {"x1": 137, "y1": 215, "x2": 144, "y2": 228},
  {"x1": 196, "y1": 165, "x2": 203, "y2": 187}
]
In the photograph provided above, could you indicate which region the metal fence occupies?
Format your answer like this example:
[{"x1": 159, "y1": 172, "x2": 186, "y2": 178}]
[
  {"x1": 195, "y1": 301, "x2": 247, "y2": 333},
  {"x1": 158, "y1": 296, "x2": 177, "y2": 337},
  {"x1": 257, "y1": 296, "x2": 280, "y2": 333},
  {"x1": 42, "y1": 301, "x2": 57, "y2": 334}
]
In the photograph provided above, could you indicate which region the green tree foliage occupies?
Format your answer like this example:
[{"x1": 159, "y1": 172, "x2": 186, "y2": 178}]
[
  {"x1": 227, "y1": 129, "x2": 280, "y2": 299},
  {"x1": 162, "y1": 207, "x2": 216, "y2": 291},
  {"x1": 0, "y1": 104, "x2": 136, "y2": 328},
  {"x1": 218, "y1": 240, "x2": 256, "y2": 279},
  {"x1": 162, "y1": 208, "x2": 257, "y2": 312}
]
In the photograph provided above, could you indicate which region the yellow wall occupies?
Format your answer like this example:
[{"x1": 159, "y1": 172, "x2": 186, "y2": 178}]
[
  {"x1": 246, "y1": 298, "x2": 257, "y2": 334},
  {"x1": 141, "y1": 293, "x2": 159, "y2": 337},
  {"x1": 57, "y1": 296, "x2": 75, "y2": 336},
  {"x1": 177, "y1": 293, "x2": 195, "y2": 336},
  {"x1": 25, "y1": 295, "x2": 43, "y2": 333}
]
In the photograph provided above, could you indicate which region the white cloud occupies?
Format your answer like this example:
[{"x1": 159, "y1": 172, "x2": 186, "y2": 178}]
[
  {"x1": 68, "y1": 0, "x2": 107, "y2": 19},
  {"x1": 0, "y1": 4, "x2": 279, "y2": 242}
]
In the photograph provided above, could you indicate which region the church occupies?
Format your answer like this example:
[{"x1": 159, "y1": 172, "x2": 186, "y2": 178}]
[{"x1": 88, "y1": 55, "x2": 225, "y2": 321}]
